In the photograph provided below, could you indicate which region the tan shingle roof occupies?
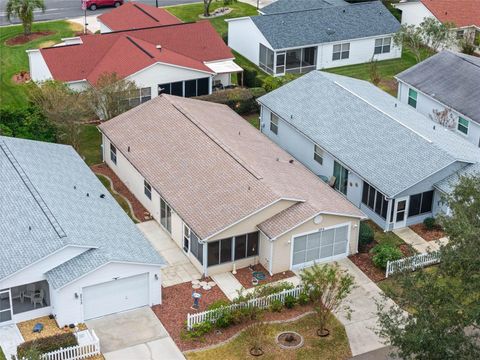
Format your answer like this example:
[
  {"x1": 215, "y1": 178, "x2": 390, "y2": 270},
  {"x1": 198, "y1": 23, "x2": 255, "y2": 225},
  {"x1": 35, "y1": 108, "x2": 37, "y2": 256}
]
[{"x1": 99, "y1": 95, "x2": 364, "y2": 239}]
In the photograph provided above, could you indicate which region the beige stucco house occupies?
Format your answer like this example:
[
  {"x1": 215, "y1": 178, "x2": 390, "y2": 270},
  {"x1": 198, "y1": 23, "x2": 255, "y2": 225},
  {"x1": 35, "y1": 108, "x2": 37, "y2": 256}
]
[{"x1": 98, "y1": 95, "x2": 365, "y2": 276}]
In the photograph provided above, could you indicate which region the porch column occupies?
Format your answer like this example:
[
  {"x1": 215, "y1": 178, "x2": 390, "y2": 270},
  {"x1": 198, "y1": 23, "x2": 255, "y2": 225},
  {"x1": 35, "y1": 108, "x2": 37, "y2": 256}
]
[
  {"x1": 385, "y1": 199, "x2": 393, "y2": 231},
  {"x1": 202, "y1": 241, "x2": 208, "y2": 277},
  {"x1": 268, "y1": 239, "x2": 274, "y2": 275}
]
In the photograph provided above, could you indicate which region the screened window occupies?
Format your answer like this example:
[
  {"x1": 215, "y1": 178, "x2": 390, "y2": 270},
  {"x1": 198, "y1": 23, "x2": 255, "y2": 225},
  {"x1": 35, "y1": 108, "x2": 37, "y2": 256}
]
[
  {"x1": 190, "y1": 231, "x2": 203, "y2": 264},
  {"x1": 456, "y1": 30, "x2": 465, "y2": 39},
  {"x1": 234, "y1": 235, "x2": 247, "y2": 260},
  {"x1": 332, "y1": 43, "x2": 350, "y2": 61},
  {"x1": 458, "y1": 117, "x2": 469, "y2": 135},
  {"x1": 121, "y1": 87, "x2": 151, "y2": 108},
  {"x1": 374, "y1": 37, "x2": 391, "y2": 54},
  {"x1": 408, "y1": 191, "x2": 434, "y2": 217},
  {"x1": 207, "y1": 232, "x2": 258, "y2": 267},
  {"x1": 259, "y1": 44, "x2": 274, "y2": 74},
  {"x1": 408, "y1": 88, "x2": 417, "y2": 108},
  {"x1": 157, "y1": 78, "x2": 209, "y2": 97},
  {"x1": 110, "y1": 144, "x2": 117, "y2": 165},
  {"x1": 333, "y1": 161, "x2": 348, "y2": 195},
  {"x1": 144, "y1": 180, "x2": 151, "y2": 200},
  {"x1": 160, "y1": 197, "x2": 171, "y2": 233},
  {"x1": 314, "y1": 144, "x2": 323, "y2": 165},
  {"x1": 362, "y1": 182, "x2": 389, "y2": 220},
  {"x1": 270, "y1": 112, "x2": 279, "y2": 134},
  {"x1": 207, "y1": 241, "x2": 220, "y2": 267}
]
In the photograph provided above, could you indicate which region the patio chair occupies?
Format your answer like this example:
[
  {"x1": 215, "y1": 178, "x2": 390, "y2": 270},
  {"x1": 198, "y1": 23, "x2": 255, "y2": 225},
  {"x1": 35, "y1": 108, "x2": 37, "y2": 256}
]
[
  {"x1": 328, "y1": 176, "x2": 336, "y2": 188},
  {"x1": 32, "y1": 289, "x2": 44, "y2": 309},
  {"x1": 23, "y1": 283, "x2": 36, "y2": 303}
]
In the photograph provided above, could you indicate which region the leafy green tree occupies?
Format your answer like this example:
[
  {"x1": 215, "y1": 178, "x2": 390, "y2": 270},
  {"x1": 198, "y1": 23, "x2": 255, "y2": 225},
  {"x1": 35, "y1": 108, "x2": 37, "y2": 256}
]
[
  {"x1": 0, "y1": 106, "x2": 57, "y2": 142},
  {"x1": 5, "y1": 0, "x2": 46, "y2": 36},
  {"x1": 377, "y1": 175, "x2": 480, "y2": 360},
  {"x1": 420, "y1": 17, "x2": 456, "y2": 52}
]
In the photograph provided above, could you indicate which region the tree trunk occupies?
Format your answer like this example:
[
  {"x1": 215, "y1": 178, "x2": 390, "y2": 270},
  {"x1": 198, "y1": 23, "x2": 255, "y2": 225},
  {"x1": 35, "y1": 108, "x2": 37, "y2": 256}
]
[
  {"x1": 23, "y1": 21, "x2": 32, "y2": 36},
  {"x1": 204, "y1": 0, "x2": 212, "y2": 17}
]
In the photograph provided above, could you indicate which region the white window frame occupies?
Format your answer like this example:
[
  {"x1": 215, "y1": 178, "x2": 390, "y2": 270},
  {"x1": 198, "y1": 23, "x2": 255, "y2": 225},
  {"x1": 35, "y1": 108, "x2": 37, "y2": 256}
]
[
  {"x1": 144, "y1": 180, "x2": 152, "y2": 200},
  {"x1": 332, "y1": 43, "x2": 350, "y2": 61},
  {"x1": 313, "y1": 144, "x2": 323, "y2": 165},
  {"x1": 457, "y1": 116, "x2": 469, "y2": 135},
  {"x1": 374, "y1": 37, "x2": 391, "y2": 54},
  {"x1": 270, "y1": 112, "x2": 279, "y2": 135},
  {"x1": 110, "y1": 144, "x2": 117, "y2": 165}
]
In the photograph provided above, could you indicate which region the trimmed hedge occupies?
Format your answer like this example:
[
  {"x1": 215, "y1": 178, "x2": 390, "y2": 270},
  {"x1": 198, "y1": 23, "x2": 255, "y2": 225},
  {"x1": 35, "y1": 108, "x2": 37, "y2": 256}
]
[
  {"x1": 17, "y1": 333, "x2": 78, "y2": 358},
  {"x1": 196, "y1": 87, "x2": 266, "y2": 115},
  {"x1": 359, "y1": 222, "x2": 375, "y2": 250}
]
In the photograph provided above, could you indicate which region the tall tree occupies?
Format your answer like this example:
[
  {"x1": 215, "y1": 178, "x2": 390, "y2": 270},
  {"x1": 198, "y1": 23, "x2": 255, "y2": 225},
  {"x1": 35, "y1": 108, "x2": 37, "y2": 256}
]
[
  {"x1": 6, "y1": 0, "x2": 46, "y2": 36},
  {"x1": 420, "y1": 17, "x2": 456, "y2": 52},
  {"x1": 203, "y1": 0, "x2": 214, "y2": 17}
]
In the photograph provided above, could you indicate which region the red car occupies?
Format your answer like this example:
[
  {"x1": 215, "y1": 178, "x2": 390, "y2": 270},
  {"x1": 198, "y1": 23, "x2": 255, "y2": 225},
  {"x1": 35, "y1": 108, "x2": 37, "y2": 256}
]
[{"x1": 83, "y1": 0, "x2": 123, "y2": 11}]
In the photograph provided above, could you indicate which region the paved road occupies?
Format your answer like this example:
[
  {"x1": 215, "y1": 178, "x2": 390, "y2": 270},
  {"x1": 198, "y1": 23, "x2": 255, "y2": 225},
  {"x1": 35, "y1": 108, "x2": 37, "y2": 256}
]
[{"x1": 0, "y1": 0, "x2": 201, "y2": 26}]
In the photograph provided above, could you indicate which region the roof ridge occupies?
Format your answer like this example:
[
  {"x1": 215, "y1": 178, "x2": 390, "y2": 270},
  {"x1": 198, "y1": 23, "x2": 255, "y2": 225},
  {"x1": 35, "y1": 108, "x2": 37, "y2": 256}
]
[
  {"x1": 450, "y1": 50, "x2": 480, "y2": 69},
  {"x1": 126, "y1": 35, "x2": 155, "y2": 58},
  {"x1": 133, "y1": 3, "x2": 159, "y2": 22},
  {"x1": 100, "y1": 21, "x2": 198, "y2": 35},
  {"x1": 260, "y1": 0, "x2": 377, "y2": 16}
]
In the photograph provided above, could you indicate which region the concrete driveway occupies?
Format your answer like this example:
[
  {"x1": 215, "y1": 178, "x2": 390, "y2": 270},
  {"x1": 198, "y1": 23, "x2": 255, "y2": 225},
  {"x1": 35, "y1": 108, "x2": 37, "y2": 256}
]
[{"x1": 86, "y1": 307, "x2": 184, "y2": 359}]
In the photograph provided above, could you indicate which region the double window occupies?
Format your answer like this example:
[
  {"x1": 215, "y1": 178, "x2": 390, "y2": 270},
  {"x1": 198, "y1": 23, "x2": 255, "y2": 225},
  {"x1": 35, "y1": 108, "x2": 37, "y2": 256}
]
[
  {"x1": 121, "y1": 87, "x2": 151, "y2": 108},
  {"x1": 207, "y1": 232, "x2": 259, "y2": 267},
  {"x1": 408, "y1": 88, "x2": 417, "y2": 108},
  {"x1": 332, "y1": 43, "x2": 350, "y2": 61},
  {"x1": 259, "y1": 44, "x2": 275, "y2": 74},
  {"x1": 408, "y1": 191, "x2": 434, "y2": 217},
  {"x1": 457, "y1": 117, "x2": 469, "y2": 135},
  {"x1": 362, "y1": 181, "x2": 389, "y2": 220},
  {"x1": 314, "y1": 144, "x2": 323, "y2": 165},
  {"x1": 144, "y1": 180, "x2": 151, "y2": 200},
  {"x1": 333, "y1": 161, "x2": 348, "y2": 195},
  {"x1": 158, "y1": 78, "x2": 209, "y2": 98},
  {"x1": 110, "y1": 144, "x2": 117, "y2": 165},
  {"x1": 374, "y1": 37, "x2": 391, "y2": 54},
  {"x1": 270, "y1": 112, "x2": 279, "y2": 135},
  {"x1": 160, "y1": 197, "x2": 172, "y2": 233}
]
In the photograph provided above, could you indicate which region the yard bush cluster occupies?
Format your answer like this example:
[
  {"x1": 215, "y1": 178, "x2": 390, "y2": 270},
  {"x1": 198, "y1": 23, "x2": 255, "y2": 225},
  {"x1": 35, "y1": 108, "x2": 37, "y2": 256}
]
[
  {"x1": 195, "y1": 87, "x2": 266, "y2": 115},
  {"x1": 423, "y1": 217, "x2": 436, "y2": 230},
  {"x1": 371, "y1": 243, "x2": 403, "y2": 269},
  {"x1": 0, "y1": 105, "x2": 57, "y2": 142},
  {"x1": 17, "y1": 332, "x2": 78, "y2": 358},
  {"x1": 359, "y1": 221, "x2": 375, "y2": 250}
]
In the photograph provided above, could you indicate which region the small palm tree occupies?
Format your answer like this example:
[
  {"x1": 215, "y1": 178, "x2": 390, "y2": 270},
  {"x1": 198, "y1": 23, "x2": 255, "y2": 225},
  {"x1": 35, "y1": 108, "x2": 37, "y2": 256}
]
[{"x1": 6, "y1": 0, "x2": 46, "y2": 36}]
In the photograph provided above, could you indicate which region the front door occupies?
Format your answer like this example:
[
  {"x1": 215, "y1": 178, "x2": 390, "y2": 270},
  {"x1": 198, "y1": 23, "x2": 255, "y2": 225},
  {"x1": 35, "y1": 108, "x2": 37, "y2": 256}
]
[
  {"x1": 333, "y1": 161, "x2": 349, "y2": 195},
  {"x1": 0, "y1": 289, "x2": 12, "y2": 324},
  {"x1": 393, "y1": 197, "x2": 409, "y2": 229},
  {"x1": 276, "y1": 52, "x2": 286, "y2": 75}
]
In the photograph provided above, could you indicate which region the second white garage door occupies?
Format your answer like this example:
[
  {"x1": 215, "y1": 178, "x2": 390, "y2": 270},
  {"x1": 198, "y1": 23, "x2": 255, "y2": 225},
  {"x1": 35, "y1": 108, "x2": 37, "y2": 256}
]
[
  {"x1": 83, "y1": 273, "x2": 149, "y2": 320},
  {"x1": 292, "y1": 224, "x2": 350, "y2": 269}
]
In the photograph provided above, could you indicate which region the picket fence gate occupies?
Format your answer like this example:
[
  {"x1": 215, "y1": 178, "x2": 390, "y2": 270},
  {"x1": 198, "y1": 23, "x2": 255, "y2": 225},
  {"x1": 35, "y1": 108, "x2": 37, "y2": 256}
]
[
  {"x1": 386, "y1": 251, "x2": 441, "y2": 278},
  {"x1": 187, "y1": 285, "x2": 305, "y2": 330}
]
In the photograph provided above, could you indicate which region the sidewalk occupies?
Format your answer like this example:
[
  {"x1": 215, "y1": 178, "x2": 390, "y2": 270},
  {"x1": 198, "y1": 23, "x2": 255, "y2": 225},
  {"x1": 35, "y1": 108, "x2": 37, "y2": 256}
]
[{"x1": 393, "y1": 228, "x2": 448, "y2": 253}]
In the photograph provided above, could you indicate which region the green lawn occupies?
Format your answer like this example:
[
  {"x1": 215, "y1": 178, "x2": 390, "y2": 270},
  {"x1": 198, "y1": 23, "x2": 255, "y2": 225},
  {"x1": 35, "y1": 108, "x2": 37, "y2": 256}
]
[
  {"x1": 186, "y1": 313, "x2": 351, "y2": 360},
  {"x1": 242, "y1": 112, "x2": 260, "y2": 129},
  {"x1": 0, "y1": 346, "x2": 5, "y2": 360},
  {"x1": 96, "y1": 174, "x2": 137, "y2": 222},
  {"x1": 0, "y1": 21, "x2": 81, "y2": 107},
  {"x1": 77, "y1": 124, "x2": 102, "y2": 166},
  {"x1": 366, "y1": 220, "x2": 408, "y2": 248}
]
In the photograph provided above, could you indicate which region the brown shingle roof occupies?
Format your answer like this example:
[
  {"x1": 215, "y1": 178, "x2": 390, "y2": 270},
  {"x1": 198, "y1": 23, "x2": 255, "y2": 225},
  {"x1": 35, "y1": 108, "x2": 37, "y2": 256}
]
[{"x1": 99, "y1": 95, "x2": 364, "y2": 239}]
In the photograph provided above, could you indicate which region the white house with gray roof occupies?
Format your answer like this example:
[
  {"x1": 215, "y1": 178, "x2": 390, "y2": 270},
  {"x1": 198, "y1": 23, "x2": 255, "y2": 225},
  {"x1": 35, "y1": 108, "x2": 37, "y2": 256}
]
[
  {"x1": 226, "y1": 0, "x2": 401, "y2": 76},
  {"x1": 258, "y1": 71, "x2": 480, "y2": 231},
  {"x1": 395, "y1": 51, "x2": 480, "y2": 147},
  {"x1": 0, "y1": 136, "x2": 165, "y2": 327}
]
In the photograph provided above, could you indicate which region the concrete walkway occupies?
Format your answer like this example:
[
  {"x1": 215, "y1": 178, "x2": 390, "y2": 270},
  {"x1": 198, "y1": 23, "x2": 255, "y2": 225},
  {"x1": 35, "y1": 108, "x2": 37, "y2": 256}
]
[
  {"x1": 211, "y1": 272, "x2": 243, "y2": 301},
  {"x1": 0, "y1": 324, "x2": 24, "y2": 360},
  {"x1": 393, "y1": 228, "x2": 448, "y2": 253},
  {"x1": 69, "y1": 15, "x2": 101, "y2": 34},
  {"x1": 137, "y1": 221, "x2": 201, "y2": 287}
]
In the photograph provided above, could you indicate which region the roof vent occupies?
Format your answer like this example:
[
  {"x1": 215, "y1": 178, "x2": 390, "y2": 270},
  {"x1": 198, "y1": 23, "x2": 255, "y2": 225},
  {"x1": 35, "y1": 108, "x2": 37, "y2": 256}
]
[
  {"x1": 342, "y1": 9, "x2": 345, "y2": 13},
  {"x1": 433, "y1": 125, "x2": 436, "y2": 130},
  {"x1": 276, "y1": 157, "x2": 280, "y2": 161},
  {"x1": 156, "y1": 44, "x2": 162, "y2": 51},
  {"x1": 74, "y1": 185, "x2": 76, "y2": 189},
  {"x1": 395, "y1": 103, "x2": 397, "y2": 107},
  {"x1": 326, "y1": 28, "x2": 335, "y2": 35},
  {"x1": 86, "y1": 193, "x2": 89, "y2": 197},
  {"x1": 289, "y1": 159, "x2": 294, "y2": 164},
  {"x1": 100, "y1": 194, "x2": 106, "y2": 198},
  {"x1": 128, "y1": 146, "x2": 130, "y2": 152}
]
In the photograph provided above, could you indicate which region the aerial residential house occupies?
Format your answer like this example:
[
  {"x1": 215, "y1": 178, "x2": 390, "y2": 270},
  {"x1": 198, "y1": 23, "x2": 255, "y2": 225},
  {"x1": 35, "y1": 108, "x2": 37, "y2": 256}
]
[
  {"x1": 226, "y1": 0, "x2": 401, "y2": 76},
  {"x1": 27, "y1": 22, "x2": 242, "y2": 102},
  {"x1": 0, "y1": 136, "x2": 165, "y2": 327},
  {"x1": 394, "y1": 0, "x2": 480, "y2": 49},
  {"x1": 97, "y1": 1, "x2": 181, "y2": 33},
  {"x1": 396, "y1": 51, "x2": 480, "y2": 147},
  {"x1": 257, "y1": 71, "x2": 480, "y2": 231},
  {"x1": 98, "y1": 95, "x2": 366, "y2": 275}
]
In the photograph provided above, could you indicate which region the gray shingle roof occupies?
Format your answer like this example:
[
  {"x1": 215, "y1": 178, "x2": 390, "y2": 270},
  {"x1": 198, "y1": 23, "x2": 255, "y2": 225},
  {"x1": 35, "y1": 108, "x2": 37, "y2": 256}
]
[
  {"x1": 435, "y1": 163, "x2": 480, "y2": 194},
  {"x1": 257, "y1": 71, "x2": 480, "y2": 197},
  {"x1": 396, "y1": 51, "x2": 480, "y2": 125},
  {"x1": 261, "y1": 0, "x2": 348, "y2": 14},
  {"x1": 0, "y1": 136, "x2": 165, "y2": 288},
  {"x1": 251, "y1": 1, "x2": 400, "y2": 49}
]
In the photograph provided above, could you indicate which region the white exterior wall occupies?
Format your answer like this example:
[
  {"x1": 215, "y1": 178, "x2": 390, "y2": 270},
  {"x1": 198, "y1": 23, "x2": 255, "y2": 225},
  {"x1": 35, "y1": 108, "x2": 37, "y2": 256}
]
[
  {"x1": 99, "y1": 21, "x2": 113, "y2": 34},
  {"x1": 213, "y1": 73, "x2": 231, "y2": 87},
  {"x1": 397, "y1": 81, "x2": 480, "y2": 147},
  {"x1": 394, "y1": 2, "x2": 435, "y2": 26},
  {"x1": 52, "y1": 262, "x2": 162, "y2": 326},
  {"x1": 67, "y1": 81, "x2": 90, "y2": 92},
  {"x1": 27, "y1": 50, "x2": 53, "y2": 82}
]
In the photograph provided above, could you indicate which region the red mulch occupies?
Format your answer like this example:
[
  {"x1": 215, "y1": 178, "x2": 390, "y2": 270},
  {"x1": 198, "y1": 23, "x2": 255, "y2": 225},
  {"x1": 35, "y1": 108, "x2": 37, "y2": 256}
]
[
  {"x1": 349, "y1": 242, "x2": 386, "y2": 283},
  {"x1": 233, "y1": 264, "x2": 295, "y2": 289},
  {"x1": 153, "y1": 280, "x2": 314, "y2": 351},
  {"x1": 5, "y1": 31, "x2": 55, "y2": 45},
  {"x1": 410, "y1": 224, "x2": 446, "y2": 241},
  {"x1": 91, "y1": 163, "x2": 150, "y2": 222},
  {"x1": 12, "y1": 71, "x2": 30, "y2": 84}
]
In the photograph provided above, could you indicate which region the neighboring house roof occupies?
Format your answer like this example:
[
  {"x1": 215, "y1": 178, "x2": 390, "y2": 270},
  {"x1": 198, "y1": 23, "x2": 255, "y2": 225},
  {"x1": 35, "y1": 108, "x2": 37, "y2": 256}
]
[
  {"x1": 257, "y1": 71, "x2": 480, "y2": 198},
  {"x1": 250, "y1": 1, "x2": 400, "y2": 49},
  {"x1": 98, "y1": 2, "x2": 181, "y2": 31},
  {"x1": 396, "y1": 51, "x2": 480, "y2": 125},
  {"x1": 0, "y1": 136, "x2": 165, "y2": 288},
  {"x1": 98, "y1": 95, "x2": 364, "y2": 240},
  {"x1": 260, "y1": 0, "x2": 348, "y2": 14},
  {"x1": 420, "y1": 0, "x2": 480, "y2": 27},
  {"x1": 435, "y1": 162, "x2": 480, "y2": 194},
  {"x1": 39, "y1": 22, "x2": 232, "y2": 84}
]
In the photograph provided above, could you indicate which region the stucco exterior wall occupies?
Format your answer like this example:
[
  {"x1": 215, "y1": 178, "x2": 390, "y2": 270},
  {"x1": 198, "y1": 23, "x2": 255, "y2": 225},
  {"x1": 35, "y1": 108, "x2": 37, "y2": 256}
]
[{"x1": 394, "y1": 2, "x2": 435, "y2": 26}]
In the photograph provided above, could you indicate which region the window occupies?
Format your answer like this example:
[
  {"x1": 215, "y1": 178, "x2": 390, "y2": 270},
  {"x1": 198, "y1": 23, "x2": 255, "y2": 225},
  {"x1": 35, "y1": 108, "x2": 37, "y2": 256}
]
[
  {"x1": 160, "y1": 197, "x2": 171, "y2": 233},
  {"x1": 362, "y1": 181, "x2": 389, "y2": 220},
  {"x1": 207, "y1": 241, "x2": 220, "y2": 267},
  {"x1": 157, "y1": 78, "x2": 209, "y2": 97},
  {"x1": 207, "y1": 237, "x2": 232, "y2": 266},
  {"x1": 456, "y1": 30, "x2": 465, "y2": 39},
  {"x1": 121, "y1": 87, "x2": 151, "y2": 108},
  {"x1": 234, "y1": 232, "x2": 259, "y2": 260},
  {"x1": 220, "y1": 238, "x2": 232, "y2": 263},
  {"x1": 259, "y1": 44, "x2": 274, "y2": 74},
  {"x1": 332, "y1": 43, "x2": 350, "y2": 61},
  {"x1": 407, "y1": 190, "x2": 434, "y2": 217},
  {"x1": 110, "y1": 144, "x2": 117, "y2": 164},
  {"x1": 314, "y1": 144, "x2": 323, "y2": 165},
  {"x1": 206, "y1": 232, "x2": 259, "y2": 267},
  {"x1": 333, "y1": 161, "x2": 348, "y2": 195},
  {"x1": 408, "y1": 88, "x2": 417, "y2": 108},
  {"x1": 270, "y1": 112, "x2": 279, "y2": 135},
  {"x1": 458, "y1": 117, "x2": 469, "y2": 135},
  {"x1": 144, "y1": 180, "x2": 151, "y2": 200},
  {"x1": 246, "y1": 232, "x2": 259, "y2": 257},
  {"x1": 190, "y1": 231, "x2": 203, "y2": 264},
  {"x1": 374, "y1": 37, "x2": 391, "y2": 54},
  {"x1": 276, "y1": 52, "x2": 285, "y2": 74}
]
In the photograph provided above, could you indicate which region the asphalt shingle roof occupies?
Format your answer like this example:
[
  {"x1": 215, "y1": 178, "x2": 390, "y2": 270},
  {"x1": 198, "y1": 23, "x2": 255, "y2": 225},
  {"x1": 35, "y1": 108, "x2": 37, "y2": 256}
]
[
  {"x1": 396, "y1": 51, "x2": 480, "y2": 125},
  {"x1": 257, "y1": 71, "x2": 480, "y2": 197},
  {"x1": 251, "y1": 1, "x2": 400, "y2": 49},
  {"x1": 435, "y1": 163, "x2": 480, "y2": 194},
  {"x1": 261, "y1": 0, "x2": 348, "y2": 14},
  {"x1": 0, "y1": 136, "x2": 165, "y2": 288}
]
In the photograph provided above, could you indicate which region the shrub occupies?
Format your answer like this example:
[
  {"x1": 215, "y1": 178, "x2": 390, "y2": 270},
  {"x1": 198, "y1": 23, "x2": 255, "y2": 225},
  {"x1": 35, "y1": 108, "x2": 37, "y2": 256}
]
[
  {"x1": 195, "y1": 87, "x2": 266, "y2": 115},
  {"x1": 371, "y1": 243, "x2": 403, "y2": 269},
  {"x1": 423, "y1": 217, "x2": 436, "y2": 230},
  {"x1": 284, "y1": 295, "x2": 296, "y2": 309},
  {"x1": 182, "y1": 321, "x2": 213, "y2": 340},
  {"x1": 262, "y1": 74, "x2": 297, "y2": 92},
  {"x1": 270, "y1": 299, "x2": 283, "y2": 312},
  {"x1": 359, "y1": 222, "x2": 375, "y2": 250},
  {"x1": 17, "y1": 333, "x2": 77, "y2": 358},
  {"x1": 215, "y1": 312, "x2": 234, "y2": 328},
  {"x1": 297, "y1": 291, "x2": 310, "y2": 305},
  {"x1": 207, "y1": 299, "x2": 230, "y2": 311}
]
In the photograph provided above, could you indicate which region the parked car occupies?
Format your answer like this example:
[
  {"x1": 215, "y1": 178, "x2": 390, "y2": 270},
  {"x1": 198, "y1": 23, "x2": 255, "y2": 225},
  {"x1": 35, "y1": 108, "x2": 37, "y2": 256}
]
[{"x1": 82, "y1": 0, "x2": 123, "y2": 11}]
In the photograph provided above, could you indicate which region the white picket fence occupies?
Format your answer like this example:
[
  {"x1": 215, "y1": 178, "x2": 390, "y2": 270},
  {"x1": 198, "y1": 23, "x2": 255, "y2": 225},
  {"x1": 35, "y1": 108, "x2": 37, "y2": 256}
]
[
  {"x1": 386, "y1": 251, "x2": 441, "y2": 278},
  {"x1": 187, "y1": 285, "x2": 305, "y2": 330}
]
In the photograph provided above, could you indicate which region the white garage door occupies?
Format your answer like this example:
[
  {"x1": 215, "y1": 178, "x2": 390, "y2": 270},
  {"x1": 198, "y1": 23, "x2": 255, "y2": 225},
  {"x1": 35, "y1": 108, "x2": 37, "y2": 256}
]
[
  {"x1": 292, "y1": 225, "x2": 349, "y2": 269},
  {"x1": 83, "y1": 273, "x2": 149, "y2": 320}
]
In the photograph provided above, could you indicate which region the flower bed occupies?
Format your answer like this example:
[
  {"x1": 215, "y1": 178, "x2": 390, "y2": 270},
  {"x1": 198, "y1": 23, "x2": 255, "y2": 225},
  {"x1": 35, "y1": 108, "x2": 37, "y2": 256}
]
[
  {"x1": 410, "y1": 223, "x2": 446, "y2": 241},
  {"x1": 17, "y1": 316, "x2": 86, "y2": 342},
  {"x1": 233, "y1": 264, "x2": 295, "y2": 289}
]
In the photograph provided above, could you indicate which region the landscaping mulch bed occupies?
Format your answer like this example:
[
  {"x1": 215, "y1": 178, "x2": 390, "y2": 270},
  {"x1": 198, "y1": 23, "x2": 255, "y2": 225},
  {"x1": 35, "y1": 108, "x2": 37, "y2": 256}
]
[
  {"x1": 12, "y1": 71, "x2": 30, "y2": 84},
  {"x1": 410, "y1": 224, "x2": 446, "y2": 241},
  {"x1": 233, "y1": 264, "x2": 295, "y2": 289},
  {"x1": 17, "y1": 316, "x2": 87, "y2": 342},
  {"x1": 5, "y1": 31, "x2": 55, "y2": 45},
  {"x1": 91, "y1": 163, "x2": 149, "y2": 221},
  {"x1": 349, "y1": 247, "x2": 385, "y2": 283}
]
